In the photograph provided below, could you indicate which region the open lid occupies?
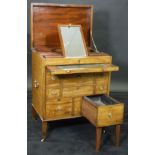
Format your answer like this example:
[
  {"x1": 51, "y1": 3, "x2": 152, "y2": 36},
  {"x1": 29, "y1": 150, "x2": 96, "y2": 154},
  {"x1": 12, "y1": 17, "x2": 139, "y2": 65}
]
[{"x1": 31, "y1": 3, "x2": 93, "y2": 52}]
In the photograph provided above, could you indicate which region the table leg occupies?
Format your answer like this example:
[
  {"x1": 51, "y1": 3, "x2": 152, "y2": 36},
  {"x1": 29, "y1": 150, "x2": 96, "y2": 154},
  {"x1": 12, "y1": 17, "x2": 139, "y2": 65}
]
[
  {"x1": 96, "y1": 127, "x2": 102, "y2": 152},
  {"x1": 32, "y1": 106, "x2": 37, "y2": 120},
  {"x1": 41, "y1": 121, "x2": 48, "y2": 142},
  {"x1": 115, "y1": 124, "x2": 121, "y2": 146}
]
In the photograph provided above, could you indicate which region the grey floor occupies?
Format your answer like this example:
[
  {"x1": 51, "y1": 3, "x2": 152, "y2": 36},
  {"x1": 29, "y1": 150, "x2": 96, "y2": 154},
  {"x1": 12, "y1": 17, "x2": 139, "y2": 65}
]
[{"x1": 27, "y1": 91, "x2": 128, "y2": 155}]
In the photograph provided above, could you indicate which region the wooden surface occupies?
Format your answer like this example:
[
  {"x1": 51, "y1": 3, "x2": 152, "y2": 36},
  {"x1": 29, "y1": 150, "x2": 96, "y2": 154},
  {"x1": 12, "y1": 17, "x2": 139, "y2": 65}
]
[
  {"x1": 31, "y1": 3, "x2": 93, "y2": 52},
  {"x1": 44, "y1": 55, "x2": 112, "y2": 65},
  {"x1": 32, "y1": 52, "x2": 45, "y2": 120}
]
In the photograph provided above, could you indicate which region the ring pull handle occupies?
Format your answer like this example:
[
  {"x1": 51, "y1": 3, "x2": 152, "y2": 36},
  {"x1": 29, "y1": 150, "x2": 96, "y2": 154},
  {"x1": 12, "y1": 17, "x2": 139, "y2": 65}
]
[
  {"x1": 108, "y1": 112, "x2": 112, "y2": 119},
  {"x1": 99, "y1": 86, "x2": 104, "y2": 90},
  {"x1": 51, "y1": 90, "x2": 57, "y2": 95},
  {"x1": 34, "y1": 80, "x2": 39, "y2": 88},
  {"x1": 66, "y1": 70, "x2": 71, "y2": 73}
]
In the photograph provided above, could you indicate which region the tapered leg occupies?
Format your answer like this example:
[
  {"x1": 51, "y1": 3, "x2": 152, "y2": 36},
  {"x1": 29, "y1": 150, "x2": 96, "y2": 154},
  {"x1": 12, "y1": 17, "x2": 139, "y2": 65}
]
[
  {"x1": 115, "y1": 125, "x2": 121, "y2": 146},
  {"x1": 96, "y1": 127, "x2": 102, "y2": 152},
  {"x1": 41, "y1": 121, "x2": 48, "y2": 142},
  {"x1": 32, "y1": 106, "x2": 37, "y2": 120}
]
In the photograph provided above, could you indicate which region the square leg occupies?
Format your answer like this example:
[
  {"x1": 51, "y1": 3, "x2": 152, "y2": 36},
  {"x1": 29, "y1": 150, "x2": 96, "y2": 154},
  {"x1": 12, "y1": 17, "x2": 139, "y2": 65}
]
[
  {"x1": 41, "y1": 121, "x2": 48, "y2": 142},
  {"x1": 32, "y1": 106, "x2": 37, "y2": 120},
  {"x1": 96, "y1": 127, "x2": 103, "y2": 152},
  {"x1": 115, "y1": 125, "x2": 121, "y2": 146}
]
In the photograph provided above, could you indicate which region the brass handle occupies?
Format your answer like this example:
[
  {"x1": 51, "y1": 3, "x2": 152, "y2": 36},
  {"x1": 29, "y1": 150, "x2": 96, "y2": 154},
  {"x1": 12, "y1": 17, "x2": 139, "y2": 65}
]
[
  {"x1": 34, "y1": 80, "x2": 39, "y2": 88},
  {"x1": 100, "y1": 86, "x2": 104, "y2": 90},
  {"x1": 66, "y1": 70, "x2": 71, "y2": 73},
  {"x1": 51, "y1": 91, "x2": 57, "y2": 95},
  {"x1": 108, "y1": 112, "x2": 112, "y2": 118}
]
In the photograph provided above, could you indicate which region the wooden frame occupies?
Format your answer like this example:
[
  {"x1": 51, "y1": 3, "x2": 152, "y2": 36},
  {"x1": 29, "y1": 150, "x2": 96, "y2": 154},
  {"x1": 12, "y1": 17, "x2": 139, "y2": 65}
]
[{"x1": 58, "y1": 24, "x2": 89, "y2": 58}]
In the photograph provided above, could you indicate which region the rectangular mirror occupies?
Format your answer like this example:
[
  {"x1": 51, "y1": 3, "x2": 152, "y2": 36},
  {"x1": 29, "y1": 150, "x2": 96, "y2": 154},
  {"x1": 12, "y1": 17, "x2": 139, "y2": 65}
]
[{"x1": 58, "y1": 25, "x2": 88, "y2": 58}]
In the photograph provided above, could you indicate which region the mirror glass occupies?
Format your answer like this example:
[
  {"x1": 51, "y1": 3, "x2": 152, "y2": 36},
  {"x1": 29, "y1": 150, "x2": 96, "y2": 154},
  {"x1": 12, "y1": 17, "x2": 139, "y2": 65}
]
[{"x1": 59, "y1": 25, "x2": 87, "y2": 58}]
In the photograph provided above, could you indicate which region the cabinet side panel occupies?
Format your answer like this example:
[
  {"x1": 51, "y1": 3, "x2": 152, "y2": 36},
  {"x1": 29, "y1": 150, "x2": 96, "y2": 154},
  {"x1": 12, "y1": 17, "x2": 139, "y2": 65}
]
[{"x1": 32, "y1": 52, "x2": 45, "y2": 119}]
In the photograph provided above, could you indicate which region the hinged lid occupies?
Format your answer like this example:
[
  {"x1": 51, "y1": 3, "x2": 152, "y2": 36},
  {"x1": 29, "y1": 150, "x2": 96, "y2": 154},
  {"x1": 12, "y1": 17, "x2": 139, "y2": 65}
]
[{"x1": 31, "y1": 3, "x2": 93, "y2": 52}]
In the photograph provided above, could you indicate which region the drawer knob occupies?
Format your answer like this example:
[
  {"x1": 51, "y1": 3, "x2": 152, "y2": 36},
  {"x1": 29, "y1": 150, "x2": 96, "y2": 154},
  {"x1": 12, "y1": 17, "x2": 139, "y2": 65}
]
[
  {"x1": 66, "y1": 70, "x2": 71, "y2": 73},
  {"x1": 51, "y1": 76, "x2": 56, "y2": 80},
  {"x1": 108, "y1": 112, "x2": 112, "y2": 118},
  {"x1": 51, "y1": 91, "x2": 57, "y2": 95}
]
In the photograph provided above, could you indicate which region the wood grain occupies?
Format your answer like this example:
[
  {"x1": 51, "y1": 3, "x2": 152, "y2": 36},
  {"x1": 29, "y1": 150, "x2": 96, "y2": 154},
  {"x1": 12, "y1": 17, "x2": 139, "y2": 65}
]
[{"x1": 31, "y1": 3, "x2": 93, "y2": 52}]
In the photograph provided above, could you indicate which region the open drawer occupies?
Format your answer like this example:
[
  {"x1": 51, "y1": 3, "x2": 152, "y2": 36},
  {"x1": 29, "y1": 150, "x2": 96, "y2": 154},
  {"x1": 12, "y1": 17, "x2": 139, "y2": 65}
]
[
  {"x1": 82, "y1": 95, "x2": 124, "y2": 127},
  {"x1": 47, "y1": 64, "x2": 119, "y2": 75}
]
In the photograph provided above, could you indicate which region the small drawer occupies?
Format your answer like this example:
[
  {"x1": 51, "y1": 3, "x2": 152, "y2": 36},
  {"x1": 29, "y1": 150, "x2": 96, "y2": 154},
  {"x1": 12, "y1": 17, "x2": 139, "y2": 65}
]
[
  {"x1": 46, "y1": 72, "x2": 60, "y2": 87},
  {"x1": 95, "y1": 85, "x2": 108, "y2": 94},
  {"x1": 46, "y1": 97, "x2": 72, "y2": 105},
  {"x1": 62, "y1": 85, "x2": 93, "y2": 97},
  {"x1": 46, "y1": 103, "x2": 72, "y2": 119},
  {"x1": 82, "y1": 95, "x2": 124, "y2": 127},
  {"x1": 61, "y1": 74, "x2": 94, "y2": 87}
]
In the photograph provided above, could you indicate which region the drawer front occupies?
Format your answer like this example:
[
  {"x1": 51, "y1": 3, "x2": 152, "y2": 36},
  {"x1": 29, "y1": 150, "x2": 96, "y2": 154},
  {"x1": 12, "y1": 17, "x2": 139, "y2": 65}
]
[
  {"x1": 95, "y1": 73, "x2": 109, "y2": 85},
  {"x1": 95, "y1": 85, "x2": 108, "y2": 94},
  {"x1": 61, "y1": 74, "x2": 94, "y2": 87},
  {"x1": 97, "y1": 104, "x2": 124, "y2": 126},
  {"x1": 46, "y1": 97, "x2": 72, "y2": 105},
  {"x1": 82, "y1": 99, "x2": 97, "y2": 126},
  {"x1": 62, "y1": 85, "x2": 94, "y2": 97},
  {"x1": 46, "y1": 103, "x2": 72, "y2": 119},
  {"x1": 94, "y1": 72, "x2": 109, "y2": 94}
]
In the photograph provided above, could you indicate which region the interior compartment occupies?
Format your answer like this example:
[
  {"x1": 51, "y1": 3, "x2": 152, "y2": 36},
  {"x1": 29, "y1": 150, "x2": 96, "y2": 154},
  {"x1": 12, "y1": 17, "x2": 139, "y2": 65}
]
[{"x1": 84, "y1": 95, "x2": 119, "y2": 106}]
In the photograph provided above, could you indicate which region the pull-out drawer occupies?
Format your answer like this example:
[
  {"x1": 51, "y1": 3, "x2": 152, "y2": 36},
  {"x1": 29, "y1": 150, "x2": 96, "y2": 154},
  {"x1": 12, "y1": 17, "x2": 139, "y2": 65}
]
[
  {"x1": 82, "y1": 95, "x2": 124, "y2": 127},
  {"x1": 46, "y1": 103, "x2": 72, "y2": 119},
  {"x1": 47, "y1": 64, "x2": 119, "y2": 75}
]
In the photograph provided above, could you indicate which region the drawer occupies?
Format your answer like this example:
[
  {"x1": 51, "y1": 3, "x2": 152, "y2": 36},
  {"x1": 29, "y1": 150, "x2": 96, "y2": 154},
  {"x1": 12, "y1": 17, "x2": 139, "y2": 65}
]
[
  {"x1": 46, "y1": 97, "x2": 72, "y2": 105},
  {"x1": 60, "y1": 74, "x2": 94, "y2": 87},
  {"x1": 46, "y1": 103, "x2": 72, "y2": 119},
  {"x1": 95, "y1": 72, "x2": 109, "y2": 85},
  {"x1": 46, "y1": 71, "x2": 60, "y2": 87},
  {"x1": 95, "y1": 85, "x2": 108, "y2": 94},
  {"x1": 62, "y1": 85, "x2": 94, "y2": 97},
  {"x1": 82, "y1": 95, "x2": 124, "y2": 127}
]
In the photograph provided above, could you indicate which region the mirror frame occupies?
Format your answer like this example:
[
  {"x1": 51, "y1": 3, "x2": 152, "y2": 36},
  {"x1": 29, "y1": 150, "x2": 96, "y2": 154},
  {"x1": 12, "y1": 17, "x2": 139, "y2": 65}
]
[{"x1": 58, "y1": 24, "x2": 88, "y2": 58}]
